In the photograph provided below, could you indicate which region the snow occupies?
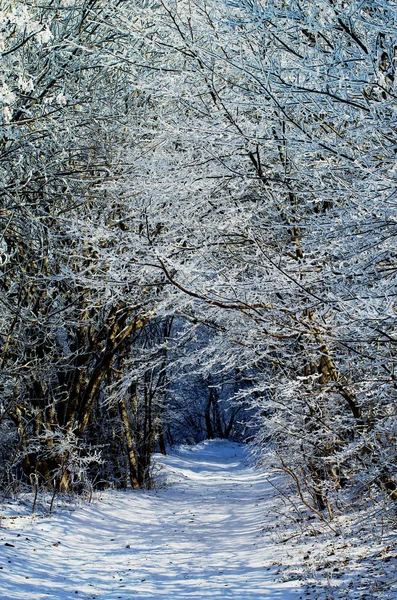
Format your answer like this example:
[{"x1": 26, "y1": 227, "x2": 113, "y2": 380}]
[
  {"x1": 0, "y1": 440, "x2": 303, "y2": 599},
  {"x1": 2, "y1": 440, "x2": 397, "y2": 599}
]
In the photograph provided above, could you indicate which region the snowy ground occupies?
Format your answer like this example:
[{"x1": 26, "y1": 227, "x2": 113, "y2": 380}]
[
  {"x1": 1, "y1": 440, "x2": 397, "y2": 599},
  {"x1": 0, "y1": 440, "x2": 303, "y2": 599}
]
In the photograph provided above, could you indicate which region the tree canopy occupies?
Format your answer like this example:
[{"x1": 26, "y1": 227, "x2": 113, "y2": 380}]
[{"x1": 1, "y1": 0, "x2": 397, "y2": 520}]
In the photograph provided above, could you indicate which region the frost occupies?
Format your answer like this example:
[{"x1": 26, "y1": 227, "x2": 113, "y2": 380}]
[
  {"x1": 0, "y1": 83, "x2": 16, "y2": 105},
  {"x1": 2, "y1": 105, "x2": 12, "y2": 122},
  {"x1": 18, "y1": 76, "x2": 34, "y2": 93},
  {"x1": 37, "y1": 25, "x2": 53, "y2": 44},
  {"x1": 56, "y1": 92, "x2": 67, "y2": 106}
]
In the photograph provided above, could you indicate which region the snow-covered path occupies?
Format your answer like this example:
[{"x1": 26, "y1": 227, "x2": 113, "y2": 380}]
[{"x1": 0, "y1": 441, "x2": 303, "y2": 599}]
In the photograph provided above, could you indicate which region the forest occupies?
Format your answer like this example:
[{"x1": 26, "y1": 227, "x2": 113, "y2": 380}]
[{"x1": 1, "y1": 0, "x2": 397, "y2": 528}]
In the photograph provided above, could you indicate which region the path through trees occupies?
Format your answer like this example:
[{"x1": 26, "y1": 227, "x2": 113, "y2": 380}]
[{"x1": 0, "y1": 441, "x2": 301, "y2": 599}]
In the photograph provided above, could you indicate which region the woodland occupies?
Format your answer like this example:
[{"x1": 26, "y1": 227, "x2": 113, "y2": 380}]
[{"x1": 0, "y1": 0, "x2": 397, "y2": 529}]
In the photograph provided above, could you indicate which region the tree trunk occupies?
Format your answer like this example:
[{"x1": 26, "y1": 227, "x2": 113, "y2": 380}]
[{"x1": 118, "y1": 397, "x2": 140, "y2": 489}]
